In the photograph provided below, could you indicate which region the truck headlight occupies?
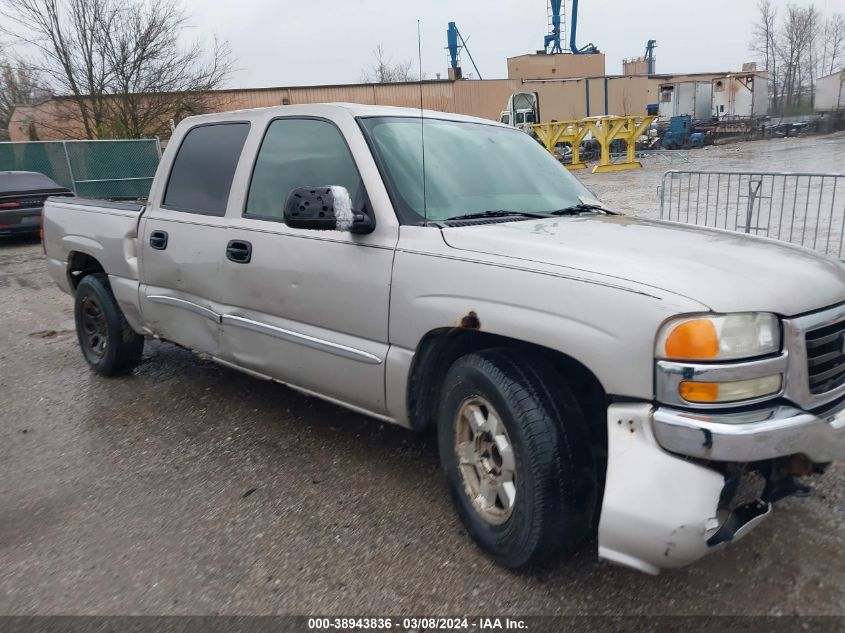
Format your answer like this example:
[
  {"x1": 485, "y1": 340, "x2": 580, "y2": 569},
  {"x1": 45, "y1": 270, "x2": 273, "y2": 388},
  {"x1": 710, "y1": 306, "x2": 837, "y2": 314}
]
[{"x1": 656, "y1": 313, "x2": 780, "y2": 362}]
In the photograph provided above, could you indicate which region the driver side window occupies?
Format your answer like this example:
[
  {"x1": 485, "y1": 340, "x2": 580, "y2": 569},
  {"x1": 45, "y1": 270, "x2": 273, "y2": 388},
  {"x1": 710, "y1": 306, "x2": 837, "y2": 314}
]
[{"x1": 245, "y1": 118, "x2": 361, "y2": 221}]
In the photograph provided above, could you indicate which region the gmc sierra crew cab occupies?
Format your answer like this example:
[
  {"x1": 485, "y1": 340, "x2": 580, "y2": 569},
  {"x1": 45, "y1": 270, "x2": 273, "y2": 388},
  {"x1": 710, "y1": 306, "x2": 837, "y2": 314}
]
[{"x1": 43, "y1": 104, "x2": 845, "y2": 574}]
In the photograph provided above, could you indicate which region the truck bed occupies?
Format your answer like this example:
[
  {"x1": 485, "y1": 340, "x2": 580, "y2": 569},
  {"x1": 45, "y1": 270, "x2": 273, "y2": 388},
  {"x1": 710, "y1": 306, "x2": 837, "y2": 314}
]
[{"x1": 43, "y1": 196, "x2": 146, "y2": 298}]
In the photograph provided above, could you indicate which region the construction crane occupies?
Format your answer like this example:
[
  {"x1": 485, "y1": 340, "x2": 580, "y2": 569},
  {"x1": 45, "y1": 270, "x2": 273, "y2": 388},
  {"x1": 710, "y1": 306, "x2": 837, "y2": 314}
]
[
  {"x1": 446, "y1": 22, "x2": 482, "y2": 79},
  {"x1": 543, "y1": 0, "x2": 598, "y2": 55},
  {"x1": 568, "y1": 0, "x2": 598, "y2": 54}
]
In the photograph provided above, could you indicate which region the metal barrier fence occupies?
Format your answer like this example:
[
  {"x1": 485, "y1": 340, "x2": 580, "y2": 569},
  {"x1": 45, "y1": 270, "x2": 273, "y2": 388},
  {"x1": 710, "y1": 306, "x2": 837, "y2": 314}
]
[
  {"x1": 659, "y1": 170, "x2": 845, "y2": 258},
  {"x1": 0, "y1": 139, "x2": 161, "y2": 199}
]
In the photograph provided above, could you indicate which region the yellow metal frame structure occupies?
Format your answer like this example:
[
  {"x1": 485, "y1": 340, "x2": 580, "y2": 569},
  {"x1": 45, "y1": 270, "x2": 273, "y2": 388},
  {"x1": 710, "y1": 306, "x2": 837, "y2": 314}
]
[{"x1": 530, "y1": 115, "x2": 656, "y2": 173}]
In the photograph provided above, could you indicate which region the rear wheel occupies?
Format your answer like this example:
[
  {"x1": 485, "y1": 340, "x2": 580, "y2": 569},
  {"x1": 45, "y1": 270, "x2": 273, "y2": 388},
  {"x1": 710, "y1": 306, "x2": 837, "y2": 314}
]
[
  {"x1": 74, "y1": 273, "x2": 144, "y2": 376},
  {"x1": 438, "y1": 349, "x2": 596, "y2": 568}
]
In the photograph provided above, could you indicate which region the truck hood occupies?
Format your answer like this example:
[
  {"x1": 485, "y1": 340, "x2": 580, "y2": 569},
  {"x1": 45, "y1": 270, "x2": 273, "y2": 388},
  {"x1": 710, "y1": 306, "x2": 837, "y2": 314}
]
[{"x1": 441, "y1": 214, "x2": 845, "y2": 316}]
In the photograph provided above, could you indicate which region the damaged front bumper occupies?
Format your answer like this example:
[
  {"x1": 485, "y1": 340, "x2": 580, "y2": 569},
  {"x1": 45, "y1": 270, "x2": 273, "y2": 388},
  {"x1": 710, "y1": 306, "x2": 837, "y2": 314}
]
[
  {"x1": 597, "y1": 400, "x2": 845, "y2": 575},
  {"x1": 652, "y1": 399, "x2": 845, "y2": 463}
]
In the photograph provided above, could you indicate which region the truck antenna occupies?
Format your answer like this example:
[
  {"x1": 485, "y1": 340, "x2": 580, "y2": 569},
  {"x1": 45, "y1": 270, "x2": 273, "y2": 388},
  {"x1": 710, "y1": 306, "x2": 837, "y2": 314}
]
[{"x1": 418, "y1": 19, "x2": 428, "y2": 223}]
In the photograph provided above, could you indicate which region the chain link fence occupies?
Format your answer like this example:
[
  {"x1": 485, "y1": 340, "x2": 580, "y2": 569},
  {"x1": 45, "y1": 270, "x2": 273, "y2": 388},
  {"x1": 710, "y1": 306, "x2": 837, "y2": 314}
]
[
  {"x1": 0, "y1": 139, "x2": 161, "y2": 199},
  {"x1": 659, "y1": 170, "x2": 845, "y2": 258}
]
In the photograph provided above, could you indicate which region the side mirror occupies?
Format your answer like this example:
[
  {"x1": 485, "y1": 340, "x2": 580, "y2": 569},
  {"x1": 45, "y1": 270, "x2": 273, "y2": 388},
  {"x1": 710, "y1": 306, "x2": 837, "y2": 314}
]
[{"x1": 283, "y1": 186, "x2": 374, "y2": 233}]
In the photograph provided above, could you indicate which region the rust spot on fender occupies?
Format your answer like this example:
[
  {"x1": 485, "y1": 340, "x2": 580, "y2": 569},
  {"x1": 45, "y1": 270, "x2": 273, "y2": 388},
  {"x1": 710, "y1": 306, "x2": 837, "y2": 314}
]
[{"x1": 459, "y1": 311, "x2": 481, "y2": 330}]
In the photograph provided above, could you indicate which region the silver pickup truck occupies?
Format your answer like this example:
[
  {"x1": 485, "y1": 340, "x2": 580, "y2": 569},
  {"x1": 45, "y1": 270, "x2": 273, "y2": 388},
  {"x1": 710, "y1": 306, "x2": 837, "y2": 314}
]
[{"x1": 43, "y1": 104, "x2": 845, "y2": 575}]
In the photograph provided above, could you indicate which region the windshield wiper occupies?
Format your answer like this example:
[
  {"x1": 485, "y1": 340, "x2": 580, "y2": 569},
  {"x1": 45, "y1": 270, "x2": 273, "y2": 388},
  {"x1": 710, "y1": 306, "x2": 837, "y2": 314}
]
[
  {"x1": 443, "y1": 210, "x2": 553, "y2": 222},
  {"x1": 548, "y1": 202, "x2": 614, "y2": 216}
]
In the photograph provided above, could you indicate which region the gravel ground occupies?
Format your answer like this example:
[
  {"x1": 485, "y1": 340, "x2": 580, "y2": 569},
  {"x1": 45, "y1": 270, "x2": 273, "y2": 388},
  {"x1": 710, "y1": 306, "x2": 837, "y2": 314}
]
[{"x1": 1, "y1": 133, "x2": 845, "y2": 616}]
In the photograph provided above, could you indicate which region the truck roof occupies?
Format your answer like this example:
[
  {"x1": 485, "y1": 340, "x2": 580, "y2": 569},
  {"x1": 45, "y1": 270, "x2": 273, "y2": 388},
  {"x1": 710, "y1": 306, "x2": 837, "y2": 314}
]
[{"x1": 179, "y1": 102, "x2": 502, "y2": 128}]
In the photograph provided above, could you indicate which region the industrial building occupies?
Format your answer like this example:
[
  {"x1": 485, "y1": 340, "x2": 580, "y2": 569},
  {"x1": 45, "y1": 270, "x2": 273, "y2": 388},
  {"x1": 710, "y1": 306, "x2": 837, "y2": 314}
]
[
  {"x1": 6, "y1": 0, "x2": 768, "y2": 142},
  {"x1": 8, "y1": 69, "x2": 768, "y2": 143}
]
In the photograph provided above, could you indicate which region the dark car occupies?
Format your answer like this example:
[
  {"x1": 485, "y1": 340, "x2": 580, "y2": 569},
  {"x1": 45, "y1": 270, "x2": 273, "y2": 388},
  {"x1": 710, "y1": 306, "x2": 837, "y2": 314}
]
[{"x1": 0, "y1": 171, "x2": 73, "y2": 237}]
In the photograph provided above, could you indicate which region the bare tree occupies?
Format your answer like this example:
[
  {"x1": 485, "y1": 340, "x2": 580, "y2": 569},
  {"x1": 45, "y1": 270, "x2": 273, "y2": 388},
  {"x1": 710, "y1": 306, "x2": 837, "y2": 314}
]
[
  {"x1": 2, "y1": 0, "x2": 112, "y2": 138},
  {"x1": 0, "y1": 0, "x2": 233, "y2": 139},
  {"x1": 0, "y1": 54, "x2": 45, "y2": 140},
  {"x1": 822, "y1": 13, "x2": 845, "y2": 75},
  {"x1": 360, "y1": 45, "x2": 421, "y2": 83},
  {"x1": 750, "y1": 0, "x2": 780, "y2": 111},
  {"x1": 750, "y1": 2, "x2": 845, "y2": 114},
  {"x1": 802, "y1": 4, "x2": 822, "y2": 107},
  {"x1": 776, "y1": 4, "x2": 820, "y2": 113},
  {"x1": 99, "y1": 0, "x2": 232, "y2": 137},
  {"x1": 619, "y1": 87, "x2": 633, "y2": 116}
]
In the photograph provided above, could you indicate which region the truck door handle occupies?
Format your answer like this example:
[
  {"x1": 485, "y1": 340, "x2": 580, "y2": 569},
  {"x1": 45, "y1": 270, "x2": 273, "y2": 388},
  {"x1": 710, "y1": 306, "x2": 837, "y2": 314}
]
[
  {"x1": 149, "y1": 230, "x2": 168, "y2": 250},
  {"x1": 226, "y1": 240, "x2": 252, "y2": 264}
]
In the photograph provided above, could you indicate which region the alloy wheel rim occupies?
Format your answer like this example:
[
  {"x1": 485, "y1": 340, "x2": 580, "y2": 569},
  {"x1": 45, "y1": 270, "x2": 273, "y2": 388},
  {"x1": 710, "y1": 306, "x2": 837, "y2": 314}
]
[
  {"x1": 454, "y1": 397, "x2": 517, "y2": 525},
  {"x1": 80, "y1": 296, "x2": 108, "y2": 358}
]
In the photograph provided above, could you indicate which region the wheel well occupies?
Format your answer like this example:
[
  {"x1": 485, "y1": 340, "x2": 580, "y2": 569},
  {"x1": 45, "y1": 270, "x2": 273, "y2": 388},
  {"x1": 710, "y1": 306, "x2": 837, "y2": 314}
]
[
  {"x1": 407, "y1": 329, "x2": 608, "y2": 440},
  {"x1": 408, "y1": 328, "x2": 610, "y2": 531},
  {"x1": 67, "y1": 251, "x2": 105, "y2": 292}
]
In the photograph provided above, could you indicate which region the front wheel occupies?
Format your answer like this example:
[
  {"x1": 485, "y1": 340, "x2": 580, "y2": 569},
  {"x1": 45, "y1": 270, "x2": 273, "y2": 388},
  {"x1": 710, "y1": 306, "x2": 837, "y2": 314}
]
[
  {"x1": 74, "y1": 273, "x2": 144, "y2": 376},
  {"x1": 437, "y1": 350, "x2": 596, "y2": 568}
]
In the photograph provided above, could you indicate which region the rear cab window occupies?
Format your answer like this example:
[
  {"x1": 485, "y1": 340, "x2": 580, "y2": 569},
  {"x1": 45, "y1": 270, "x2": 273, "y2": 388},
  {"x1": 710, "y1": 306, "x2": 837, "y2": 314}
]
[{"x1": 162, "y1": 122, "x2": 250, "y2": 216}]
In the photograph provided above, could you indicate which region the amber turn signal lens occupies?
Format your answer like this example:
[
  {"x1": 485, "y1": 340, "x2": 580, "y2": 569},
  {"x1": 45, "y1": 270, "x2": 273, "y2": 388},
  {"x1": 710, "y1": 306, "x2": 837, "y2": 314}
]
[
  {"x1": 679, "y1": 381, "x2": 720, "y2": 402},
  {"x1": 680, "y1": 375, "x2": 782, "y2": 404},
  {"x1": 664, "y1": 319, "x2": 719, "y2": 360}
]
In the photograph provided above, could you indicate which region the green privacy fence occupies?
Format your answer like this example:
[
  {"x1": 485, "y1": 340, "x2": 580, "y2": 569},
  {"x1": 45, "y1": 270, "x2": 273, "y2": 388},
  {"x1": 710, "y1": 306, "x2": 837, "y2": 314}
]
[{"x1": 0, "y1": 139, "x2": 161, "y2": 199}]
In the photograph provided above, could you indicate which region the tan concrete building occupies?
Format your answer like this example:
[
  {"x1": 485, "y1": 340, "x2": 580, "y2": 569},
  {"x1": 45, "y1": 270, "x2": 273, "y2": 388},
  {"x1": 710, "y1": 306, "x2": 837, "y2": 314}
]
[
  {"x1": 506, "y1": 53, "x2": 605, "y2": 80},
  {"x1": 8, "y1": 81, "x2": 524, "y2": 142}
]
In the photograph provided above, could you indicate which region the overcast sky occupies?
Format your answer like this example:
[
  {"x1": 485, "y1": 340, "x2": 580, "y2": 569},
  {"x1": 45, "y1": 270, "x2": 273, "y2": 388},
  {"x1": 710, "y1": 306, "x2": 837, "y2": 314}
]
[{"x1": 177, "y1": 0, "x2": 845, "y2": 89}]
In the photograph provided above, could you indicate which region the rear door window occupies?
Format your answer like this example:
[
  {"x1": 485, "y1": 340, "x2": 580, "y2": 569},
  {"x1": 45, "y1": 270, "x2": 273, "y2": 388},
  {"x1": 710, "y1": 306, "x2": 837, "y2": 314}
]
[{"x1": 163, "y1": 122, "x2": 250, "y2": 216}]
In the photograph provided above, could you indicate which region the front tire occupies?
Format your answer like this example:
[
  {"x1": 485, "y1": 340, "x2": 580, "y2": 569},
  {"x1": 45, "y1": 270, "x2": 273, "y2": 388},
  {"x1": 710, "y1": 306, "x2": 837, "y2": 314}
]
[
  {"x1": 74, "y1": 273, "x2": 144, "y2": 376},
  {"x1": 437, "y1": 349, "x2": 596, "y2": 568}
]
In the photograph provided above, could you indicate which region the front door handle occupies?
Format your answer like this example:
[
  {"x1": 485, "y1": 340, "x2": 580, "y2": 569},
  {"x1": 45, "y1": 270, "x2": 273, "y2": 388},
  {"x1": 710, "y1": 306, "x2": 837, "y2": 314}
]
[
  {"x1": 226, "y1": 240, "x2": 252, "y2": 264},
  {"x1": 149, "y1": 230, "x2": 168, "y2": 250}
]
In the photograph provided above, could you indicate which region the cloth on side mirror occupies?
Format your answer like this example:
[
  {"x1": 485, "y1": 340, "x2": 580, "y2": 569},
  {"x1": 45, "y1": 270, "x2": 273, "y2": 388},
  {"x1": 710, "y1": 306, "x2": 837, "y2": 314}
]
[{"x1": 331, "y1": 186, "x2": 354, "y2": 231}]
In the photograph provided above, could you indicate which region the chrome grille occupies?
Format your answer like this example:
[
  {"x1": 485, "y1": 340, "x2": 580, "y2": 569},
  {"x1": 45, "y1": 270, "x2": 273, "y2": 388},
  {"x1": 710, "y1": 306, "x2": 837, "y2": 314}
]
[{"x1": 805, "y1": 319, "x2": 845, "y2": 395}]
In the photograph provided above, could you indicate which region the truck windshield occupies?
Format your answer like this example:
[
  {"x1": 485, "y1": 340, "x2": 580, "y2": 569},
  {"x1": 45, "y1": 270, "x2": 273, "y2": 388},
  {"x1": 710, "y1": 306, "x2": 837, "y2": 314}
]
[{"x1": 359, "y1": 116, "x2": 591, "y2": 224}]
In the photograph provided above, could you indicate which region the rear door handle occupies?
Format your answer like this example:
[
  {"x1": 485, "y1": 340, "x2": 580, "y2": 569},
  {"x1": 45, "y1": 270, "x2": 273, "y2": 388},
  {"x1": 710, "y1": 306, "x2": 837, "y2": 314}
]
[
  {"x1": 149, "y1": 230, "x2": 168, "y2": 250},
  {"x1": 226, "y1": 240, "x2": 252, "y2": 264}
]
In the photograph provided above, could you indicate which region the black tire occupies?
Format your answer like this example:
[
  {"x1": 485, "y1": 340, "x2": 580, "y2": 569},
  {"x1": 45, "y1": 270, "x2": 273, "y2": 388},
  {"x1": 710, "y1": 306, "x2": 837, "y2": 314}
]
[
  {"x1": 74, "y1": 273, "x2": 144, "y2": 376},
  {"x1": 437, "y1": 349, "x2": 596, "y2": 568}
]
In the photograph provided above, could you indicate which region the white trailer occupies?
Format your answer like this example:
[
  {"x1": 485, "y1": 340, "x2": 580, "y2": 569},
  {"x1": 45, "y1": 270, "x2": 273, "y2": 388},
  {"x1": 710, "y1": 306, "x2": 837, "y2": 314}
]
[
  {"x1": 712, "y1": 74, "x2": 768, "y2": 119},
  {"x1": 658, "y1": 81, "x2": 712, "y2": 121},
  {"x1": 816, "y1": 71, "x2": 845, "y2": 111}
]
